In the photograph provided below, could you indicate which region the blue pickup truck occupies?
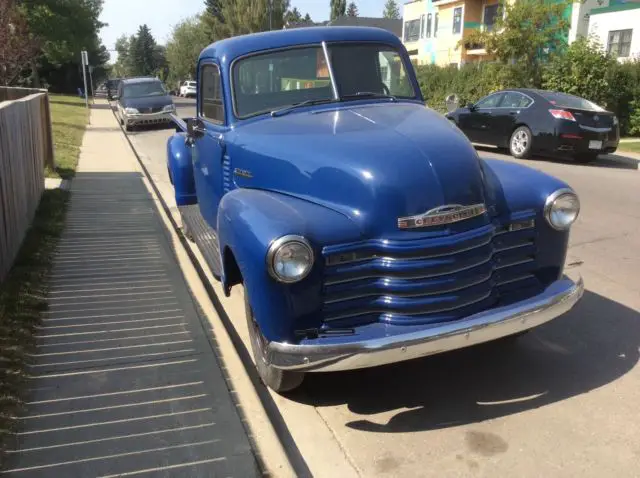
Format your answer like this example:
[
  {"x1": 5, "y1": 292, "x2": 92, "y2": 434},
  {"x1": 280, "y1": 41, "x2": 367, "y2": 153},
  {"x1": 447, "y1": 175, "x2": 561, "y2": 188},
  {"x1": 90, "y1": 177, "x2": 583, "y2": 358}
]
[{"x1": 167, "y1": 26, "x2": 584, "y2": 393}]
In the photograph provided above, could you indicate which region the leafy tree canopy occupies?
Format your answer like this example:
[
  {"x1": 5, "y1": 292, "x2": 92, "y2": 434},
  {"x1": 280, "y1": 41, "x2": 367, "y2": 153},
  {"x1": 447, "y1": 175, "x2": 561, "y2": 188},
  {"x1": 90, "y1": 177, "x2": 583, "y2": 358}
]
[{"x1": 383, "y1": 0, "x2": 400, "y2": 19}]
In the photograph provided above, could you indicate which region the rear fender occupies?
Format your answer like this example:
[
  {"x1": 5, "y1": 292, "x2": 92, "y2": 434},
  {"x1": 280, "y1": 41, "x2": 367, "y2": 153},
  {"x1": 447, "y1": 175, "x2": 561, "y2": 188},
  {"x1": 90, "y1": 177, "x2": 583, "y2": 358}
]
[
  {"x1": 166, "y1": 133, "x2": 196, "y2": 206},
  {"x1": 217, "y1": 188, "x2": 360, "y2": 343}
]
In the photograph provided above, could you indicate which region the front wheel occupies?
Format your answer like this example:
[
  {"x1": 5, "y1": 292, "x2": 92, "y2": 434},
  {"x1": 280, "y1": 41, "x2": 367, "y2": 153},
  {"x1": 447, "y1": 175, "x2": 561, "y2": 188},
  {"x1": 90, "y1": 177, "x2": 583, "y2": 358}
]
[
  {"x1": 509, "y1": 126, "x2": 533, "y2": 159},
  {"x1": 244, "y1": 286, "x2": 305, "y2": 393}
]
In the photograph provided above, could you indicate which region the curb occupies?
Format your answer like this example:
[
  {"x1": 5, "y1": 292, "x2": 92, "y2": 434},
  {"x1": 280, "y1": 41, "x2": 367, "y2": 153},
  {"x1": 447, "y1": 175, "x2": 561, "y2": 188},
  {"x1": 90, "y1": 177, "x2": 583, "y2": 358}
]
[{"x1": 101, "y1": 100, "x2": 310, "y2": 478}]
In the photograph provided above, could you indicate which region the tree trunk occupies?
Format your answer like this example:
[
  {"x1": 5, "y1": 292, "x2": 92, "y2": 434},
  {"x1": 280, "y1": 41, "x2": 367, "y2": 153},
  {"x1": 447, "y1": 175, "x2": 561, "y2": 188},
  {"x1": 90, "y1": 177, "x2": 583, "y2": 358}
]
[{"x1": 30, "y1": 59, "x2": 41, "y2": 88}]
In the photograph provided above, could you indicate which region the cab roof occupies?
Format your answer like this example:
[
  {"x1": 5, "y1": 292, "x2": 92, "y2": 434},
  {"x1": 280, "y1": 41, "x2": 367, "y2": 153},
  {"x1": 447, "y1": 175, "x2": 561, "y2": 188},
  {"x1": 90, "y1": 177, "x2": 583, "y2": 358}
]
[{"x1": 199, "y1": 26, "x2": 403, "y2": 63}]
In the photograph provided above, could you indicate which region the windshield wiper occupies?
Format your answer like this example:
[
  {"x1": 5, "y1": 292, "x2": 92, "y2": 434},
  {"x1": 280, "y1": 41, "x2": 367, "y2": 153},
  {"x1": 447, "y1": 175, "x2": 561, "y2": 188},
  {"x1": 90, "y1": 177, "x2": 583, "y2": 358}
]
[
  {"x1": 342, "y1": 91, "x2": 397, "y2": 101},
  {"x1": 270, "y1": 98, "x2": 336, "y2": 117}
]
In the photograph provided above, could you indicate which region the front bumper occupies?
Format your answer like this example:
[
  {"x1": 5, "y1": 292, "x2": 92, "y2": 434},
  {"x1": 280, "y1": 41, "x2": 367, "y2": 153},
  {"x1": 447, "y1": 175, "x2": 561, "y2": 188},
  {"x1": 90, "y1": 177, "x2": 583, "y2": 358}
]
[
  {"x1": 268, "y1": 271, "x2": 584, "y2": 372},
  {"x1": 125, "y1": 111, "x2": 174, "y2": 125}
]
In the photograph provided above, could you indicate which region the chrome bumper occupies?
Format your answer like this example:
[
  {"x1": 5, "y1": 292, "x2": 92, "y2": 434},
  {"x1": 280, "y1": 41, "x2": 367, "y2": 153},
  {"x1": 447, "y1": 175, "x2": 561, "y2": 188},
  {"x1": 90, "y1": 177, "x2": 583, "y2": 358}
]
[
  {"x1": 268, "y1": 272, "x2": 584, "y2": 372},
  {"x1": 126, "y1": 111, "x2": 173, "y2": 124}
]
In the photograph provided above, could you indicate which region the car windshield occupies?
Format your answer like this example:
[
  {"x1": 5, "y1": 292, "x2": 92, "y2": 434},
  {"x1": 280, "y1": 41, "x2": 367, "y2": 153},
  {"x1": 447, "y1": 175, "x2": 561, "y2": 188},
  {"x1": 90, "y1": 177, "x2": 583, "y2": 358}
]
[
  {"x1": 122, "y1": 81, "x2": 167, "y2": 98},
  {"x1": 187, "y1": 82, "x2": 196, "y2": 87},
  {"x1": 540, "y1": 91, "x2": 605, "y2": 112},
  {"x1": 232, "y1": 42, "x2": 416, "y2": 118}
]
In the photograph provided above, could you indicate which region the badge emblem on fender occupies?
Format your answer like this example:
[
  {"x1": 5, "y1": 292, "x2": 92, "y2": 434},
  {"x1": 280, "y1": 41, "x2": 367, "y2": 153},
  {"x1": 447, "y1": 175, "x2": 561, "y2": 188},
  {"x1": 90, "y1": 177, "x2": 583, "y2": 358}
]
[{"x1": 397, "y1": 203, "x2": 487, "y2": 229}]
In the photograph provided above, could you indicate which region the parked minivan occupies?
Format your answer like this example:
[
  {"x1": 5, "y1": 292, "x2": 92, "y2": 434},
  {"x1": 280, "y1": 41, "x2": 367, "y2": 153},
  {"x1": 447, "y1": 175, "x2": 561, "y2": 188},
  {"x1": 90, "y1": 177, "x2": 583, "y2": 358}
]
[{"x1": 115, "y1": 77, "x2": 175, "y2": 131}]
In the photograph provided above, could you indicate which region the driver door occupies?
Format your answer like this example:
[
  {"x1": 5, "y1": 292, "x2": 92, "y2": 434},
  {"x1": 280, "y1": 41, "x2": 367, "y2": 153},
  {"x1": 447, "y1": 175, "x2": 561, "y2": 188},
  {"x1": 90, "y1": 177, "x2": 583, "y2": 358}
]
[
  {"x1": 191, "y1": 62, "x2": 228, "y2": 229},
  {"x1": 458, "y1": 92, "x2": 504, "y2": 144}
]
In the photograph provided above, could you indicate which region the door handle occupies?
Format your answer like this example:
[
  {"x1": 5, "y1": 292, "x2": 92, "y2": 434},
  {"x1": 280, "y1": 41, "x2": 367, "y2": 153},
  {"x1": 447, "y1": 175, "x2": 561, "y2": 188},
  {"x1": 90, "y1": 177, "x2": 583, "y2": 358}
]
[{"x1": 509, "y1": 111, "x2": 519, "y2": 115}]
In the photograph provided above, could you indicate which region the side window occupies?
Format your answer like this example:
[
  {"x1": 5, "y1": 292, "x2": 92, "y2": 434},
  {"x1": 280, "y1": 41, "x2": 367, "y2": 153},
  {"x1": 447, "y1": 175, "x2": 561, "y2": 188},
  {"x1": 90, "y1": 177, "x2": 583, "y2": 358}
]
[
  {"x1": 502, "y1": 92, "x2": 532, "y2": 108},
  {"x1": 453, "y1": 7, "x2": 462, "y2": 34},
  {"x1": 200, "y1": 64, "x2": 224, "y2": 124},
  {"x1": 476, "y1": 93, "x2": 503, "y2": 109}
]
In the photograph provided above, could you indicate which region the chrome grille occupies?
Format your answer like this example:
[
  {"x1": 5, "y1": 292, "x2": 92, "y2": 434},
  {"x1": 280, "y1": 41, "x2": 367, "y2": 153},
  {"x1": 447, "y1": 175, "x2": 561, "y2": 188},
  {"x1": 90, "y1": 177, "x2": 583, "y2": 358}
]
[{"x1": 321, "y1": 218, "x2": 539, "y2": 327}]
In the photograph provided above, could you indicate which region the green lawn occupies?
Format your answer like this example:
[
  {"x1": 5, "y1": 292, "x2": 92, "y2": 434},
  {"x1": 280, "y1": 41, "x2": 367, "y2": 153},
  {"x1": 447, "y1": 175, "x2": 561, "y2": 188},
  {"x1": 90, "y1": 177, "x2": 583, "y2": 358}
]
[
  {"x1": 0, "y1": 94, "x2": 86, "y2": 464},
  {"x1": 618, "y1": 141, "x2": 640, "y2": 154},
  {"x1": 47, "y1": 94, "x2": 89, "y2": 179}
]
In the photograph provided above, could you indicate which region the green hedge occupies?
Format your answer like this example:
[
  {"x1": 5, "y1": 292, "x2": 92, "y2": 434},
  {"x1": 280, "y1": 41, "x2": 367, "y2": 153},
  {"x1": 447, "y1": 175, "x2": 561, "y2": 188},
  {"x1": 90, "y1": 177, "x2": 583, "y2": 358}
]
[{"x1": 415, "y1": 45, "x2": 640, "y2": 136}]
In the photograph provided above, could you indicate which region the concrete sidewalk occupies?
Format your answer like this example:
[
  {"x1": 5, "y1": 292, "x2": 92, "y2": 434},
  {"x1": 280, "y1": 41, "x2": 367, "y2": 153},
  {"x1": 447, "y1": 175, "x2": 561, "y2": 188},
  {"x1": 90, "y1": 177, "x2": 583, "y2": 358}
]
[{"x1": 3, "y1": 106, "x2": 260, "y2": 477}]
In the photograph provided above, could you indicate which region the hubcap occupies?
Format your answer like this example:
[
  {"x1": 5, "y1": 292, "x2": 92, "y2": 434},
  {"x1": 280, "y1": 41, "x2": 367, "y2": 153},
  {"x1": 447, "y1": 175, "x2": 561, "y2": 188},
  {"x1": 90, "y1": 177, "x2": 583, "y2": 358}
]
[{"x1": 511, "y1": 130, "x2": 529, "y2": 155}]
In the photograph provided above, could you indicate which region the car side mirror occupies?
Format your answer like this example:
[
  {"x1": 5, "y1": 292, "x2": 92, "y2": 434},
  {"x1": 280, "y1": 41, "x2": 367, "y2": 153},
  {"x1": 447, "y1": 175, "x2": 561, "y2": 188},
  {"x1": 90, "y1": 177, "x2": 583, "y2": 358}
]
[
  {"x1": 467, "y1": 102, "x2": 476, "y2": 111},
  {"x1": 187, "y1": 117, "x2": 205, "y2": 139}
]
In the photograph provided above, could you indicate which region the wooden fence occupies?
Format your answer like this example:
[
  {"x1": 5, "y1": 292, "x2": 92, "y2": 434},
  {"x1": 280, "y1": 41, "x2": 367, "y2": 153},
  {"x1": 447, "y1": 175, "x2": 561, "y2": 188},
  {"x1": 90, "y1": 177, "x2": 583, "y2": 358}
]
[{"x1": 0, "y1": 88, "x2": 55, "y2": 282}]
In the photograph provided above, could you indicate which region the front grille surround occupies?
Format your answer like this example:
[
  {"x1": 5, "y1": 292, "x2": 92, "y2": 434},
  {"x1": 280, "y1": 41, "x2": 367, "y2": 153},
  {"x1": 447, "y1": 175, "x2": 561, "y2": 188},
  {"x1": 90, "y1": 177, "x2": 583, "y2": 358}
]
[{"x1": 321, "y1": 217, "x2": 540, "y2": 327}]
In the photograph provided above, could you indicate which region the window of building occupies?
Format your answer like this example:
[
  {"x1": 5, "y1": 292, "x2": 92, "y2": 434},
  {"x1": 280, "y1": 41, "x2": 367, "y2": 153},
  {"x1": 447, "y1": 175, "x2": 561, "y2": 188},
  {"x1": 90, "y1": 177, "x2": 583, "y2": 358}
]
[
  {"x1": 483, "y1": 4, "x2": 500, "y2": 32},
  {"x1": 607, "y1": 29, "x2": 633, "y2": 58},
  {"x1": 434, "y1": 13, "x2": 439, "y2": 38},
  {"x1": 420, "y1": 14, "x2": 425, "y2": 38},
  {"x1": 453, "y1": 7, "x2": 462, "y2": 34},
  {"x1": 404, "y1": 19, "x2": 421, "y2": 42},
  {"x1": 200, "y1": 64, "x2": 224, "y2": 123},
  {"x1": 426, "y1": 13, "x2": 432, "y2": 38}
]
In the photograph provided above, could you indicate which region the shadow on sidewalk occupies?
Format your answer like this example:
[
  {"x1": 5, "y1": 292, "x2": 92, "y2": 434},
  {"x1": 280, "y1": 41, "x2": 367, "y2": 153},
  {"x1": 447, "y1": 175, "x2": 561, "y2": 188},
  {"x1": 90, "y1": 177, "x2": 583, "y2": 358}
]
[{"x1": 293, "y1": 289, "x2": 639, "y2": 433}]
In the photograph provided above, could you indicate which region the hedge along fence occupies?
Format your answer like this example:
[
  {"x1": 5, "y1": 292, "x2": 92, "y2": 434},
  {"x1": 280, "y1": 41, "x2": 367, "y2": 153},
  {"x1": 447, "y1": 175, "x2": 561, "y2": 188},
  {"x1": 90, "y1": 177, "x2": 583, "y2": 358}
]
[{"x1": 0, "y1": 89, "x2": 56, "y2": 282}]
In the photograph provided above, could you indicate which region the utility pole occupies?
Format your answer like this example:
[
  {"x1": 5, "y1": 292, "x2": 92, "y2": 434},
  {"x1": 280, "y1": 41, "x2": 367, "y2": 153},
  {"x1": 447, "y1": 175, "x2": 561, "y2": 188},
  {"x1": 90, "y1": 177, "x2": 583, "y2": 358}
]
[
  {"x1": 269, "y1": 0, "x2": 272, "y2": 30},
  {"x1": 88, "y1": 65, "x2": 95, "y2": 104},
  {"x1": 81, "y1": 50, "x2": 89, "y2": 110}
]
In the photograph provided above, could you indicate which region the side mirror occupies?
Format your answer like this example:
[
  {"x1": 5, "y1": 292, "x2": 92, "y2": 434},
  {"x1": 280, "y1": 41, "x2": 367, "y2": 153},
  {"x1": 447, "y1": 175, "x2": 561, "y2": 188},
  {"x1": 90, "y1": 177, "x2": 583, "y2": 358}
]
[
  {"x1": 467, "y1": 102, "x2": 476, "y2": 111},
  {"x1": 186, "y1": 117, "x2": 205, "y2": 139}
]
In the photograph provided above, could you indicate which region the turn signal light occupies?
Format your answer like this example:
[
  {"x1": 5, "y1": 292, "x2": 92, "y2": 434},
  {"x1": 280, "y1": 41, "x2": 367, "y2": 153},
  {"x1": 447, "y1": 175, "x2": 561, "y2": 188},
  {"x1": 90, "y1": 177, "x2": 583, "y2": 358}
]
[{"x1": 549, "y1": 109, "x2": 576, "y2": 121}]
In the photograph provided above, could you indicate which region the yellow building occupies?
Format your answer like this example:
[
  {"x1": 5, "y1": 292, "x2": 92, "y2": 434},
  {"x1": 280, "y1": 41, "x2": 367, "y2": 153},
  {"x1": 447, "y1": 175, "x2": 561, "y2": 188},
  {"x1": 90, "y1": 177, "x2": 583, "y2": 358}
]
[{"x1": 402, "y1": 0, "x2": 502, "y2": 66}]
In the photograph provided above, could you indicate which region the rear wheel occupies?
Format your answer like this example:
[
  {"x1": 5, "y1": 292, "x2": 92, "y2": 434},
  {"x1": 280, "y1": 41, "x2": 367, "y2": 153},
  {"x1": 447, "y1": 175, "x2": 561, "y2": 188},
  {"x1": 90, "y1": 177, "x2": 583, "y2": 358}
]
[
  {"x1": 575, "y1": 153, "x2": 598, "y2": 164},
  {"x1": 509, "y1": 126, "x2": 533, "y2": 159},
  {"x1": 244, "y1": 286, "x2": 305, "y2": 393}
]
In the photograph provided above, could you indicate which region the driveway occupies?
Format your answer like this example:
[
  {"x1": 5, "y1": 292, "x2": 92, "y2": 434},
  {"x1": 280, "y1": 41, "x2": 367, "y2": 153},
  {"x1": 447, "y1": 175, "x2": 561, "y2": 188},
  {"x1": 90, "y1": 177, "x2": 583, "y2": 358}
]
[{"x1": 124, "y1": 101, "x2": 640, "y2": 478}]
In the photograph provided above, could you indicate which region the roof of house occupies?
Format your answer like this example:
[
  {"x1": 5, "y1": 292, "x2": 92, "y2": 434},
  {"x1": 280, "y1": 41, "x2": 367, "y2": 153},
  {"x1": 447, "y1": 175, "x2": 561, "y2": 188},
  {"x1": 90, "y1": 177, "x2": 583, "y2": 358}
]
[
  {"x1": 285, "y1": 16, "x2": 403, "y2": 38},
  {"x1": 200, "y1": 26, "x2": 403, "y2": 63}
]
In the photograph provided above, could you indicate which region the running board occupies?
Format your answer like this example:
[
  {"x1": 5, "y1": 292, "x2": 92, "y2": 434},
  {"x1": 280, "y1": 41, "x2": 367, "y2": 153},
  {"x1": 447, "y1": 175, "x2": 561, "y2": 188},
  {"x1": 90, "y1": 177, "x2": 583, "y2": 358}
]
[{"x1": 179, "y1": 205, "x2": 222, "y2": 279}]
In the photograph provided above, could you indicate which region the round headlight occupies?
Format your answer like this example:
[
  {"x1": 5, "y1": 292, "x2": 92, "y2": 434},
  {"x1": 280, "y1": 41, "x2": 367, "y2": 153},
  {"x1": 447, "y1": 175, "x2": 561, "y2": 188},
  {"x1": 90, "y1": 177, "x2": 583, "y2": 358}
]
[
  {"x1": 267, "y1": 235, "x2": 314, "y2": 283},
  {"x1": 544, "y1": 189, "x2": 580, "y2": 230}
]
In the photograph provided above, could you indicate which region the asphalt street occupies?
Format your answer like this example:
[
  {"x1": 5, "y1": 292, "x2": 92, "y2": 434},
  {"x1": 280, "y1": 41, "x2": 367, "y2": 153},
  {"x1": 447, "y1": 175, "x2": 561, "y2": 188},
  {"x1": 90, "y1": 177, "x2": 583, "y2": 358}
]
[{"x1": 125, "y1": 97, "x2": 640, "y2": 478}]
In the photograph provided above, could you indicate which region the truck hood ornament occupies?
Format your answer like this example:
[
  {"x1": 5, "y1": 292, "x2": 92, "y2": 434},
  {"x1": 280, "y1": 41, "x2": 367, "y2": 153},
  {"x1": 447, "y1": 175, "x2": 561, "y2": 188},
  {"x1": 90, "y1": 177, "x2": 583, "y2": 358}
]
[{"x1": 398, "y1": 204, "x2": 486, "y2": 229}]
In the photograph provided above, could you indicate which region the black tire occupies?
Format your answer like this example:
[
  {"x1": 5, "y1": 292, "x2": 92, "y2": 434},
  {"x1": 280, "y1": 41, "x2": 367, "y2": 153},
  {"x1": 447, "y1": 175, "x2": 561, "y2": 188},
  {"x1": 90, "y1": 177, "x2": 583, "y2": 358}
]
[
  {"x1": 509, "y1": 126, "x2": 533, "y2": 159},
  {"x1": 575, "y1": 153, "x2": 598, "y2": 164},
  {"x1": 119, "y1": 115, "x2": 124, "y2": 126},
  {"x1": 244, "y1": 286, "x2": 305, "y2": 393}
]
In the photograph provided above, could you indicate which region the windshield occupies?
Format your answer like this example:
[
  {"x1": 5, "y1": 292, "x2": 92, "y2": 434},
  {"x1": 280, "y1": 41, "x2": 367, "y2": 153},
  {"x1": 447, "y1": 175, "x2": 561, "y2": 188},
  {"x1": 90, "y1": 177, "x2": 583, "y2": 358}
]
[
  {"x1": 232, "y1": 42, "x2": 416, "y2": 118},
  {"x1": 122, "y1": 81, "x2": 167, "y2": 98},
  {"x1": 187, "y1": 81, "x2": 196, "y2": 87},
  {"x1": 540, "y1": 91, "x2": 605, "y2": 112}
]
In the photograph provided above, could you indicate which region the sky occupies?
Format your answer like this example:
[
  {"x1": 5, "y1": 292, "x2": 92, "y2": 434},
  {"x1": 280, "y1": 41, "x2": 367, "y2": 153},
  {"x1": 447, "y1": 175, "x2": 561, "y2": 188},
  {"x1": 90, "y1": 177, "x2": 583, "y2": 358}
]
[{"x1": 100, "y1": 0, "x2": 390, "y2": 63}]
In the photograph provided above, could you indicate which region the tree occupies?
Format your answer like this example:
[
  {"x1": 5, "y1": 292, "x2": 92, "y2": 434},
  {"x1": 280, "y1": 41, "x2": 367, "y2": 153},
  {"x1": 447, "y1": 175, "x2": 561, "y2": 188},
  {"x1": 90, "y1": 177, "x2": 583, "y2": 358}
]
[
  {"x1": 17, "y1": 0, "x2": 109, "y2": 90},
  {"x1": 285, "y1": 6, "x2": 303, "y2": 24},
  {"x1": 0, "y1": 0, "x2": 39, "y2": 85},
  {"x1": 330, "y1": 0, "x2": 346, "y2": 21},
  {"x1": 383, "y1": 0, "x2": 400, "y2": 19},
  {"x1": 204, "y1": 0, "x2": 223, "y2": 22},
  {"x1": 129, "y1": 24, "x2": 158, "y2": 76},
  {"x1": 462, "y1": 0, "x2": 572, "y2": 86},
  {"x1": 304, "y1": 13, "x2": 311, "y2": 22},
  {"x1": 346, "y1": 2, "x2": 358, "y2": 17},
  {"x1": 166, "y1": 15, "x2": 210, "y2": 87},
  {"x1": 205, "y1": 0, "x2": 290, "y2": 40},
  {"x1": 542, "y1": 36, "x2": 616, "y2": 108}
]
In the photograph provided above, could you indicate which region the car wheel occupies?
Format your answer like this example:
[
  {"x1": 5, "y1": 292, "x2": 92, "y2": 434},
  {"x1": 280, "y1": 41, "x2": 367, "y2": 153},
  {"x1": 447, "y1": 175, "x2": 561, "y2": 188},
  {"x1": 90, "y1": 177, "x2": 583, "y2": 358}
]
[
  {"x1": 575, "y1": 153, "x2": 598, "y2": 164},
  {"x1": 124, "y1": 122, "x2": 132, "y2": 132},
  {"x1": 244, "y1": 286, "x2": 305, "y2": 394},
  {"x1": 509, "y1": 126, "x2": 533, "y2": 159}
]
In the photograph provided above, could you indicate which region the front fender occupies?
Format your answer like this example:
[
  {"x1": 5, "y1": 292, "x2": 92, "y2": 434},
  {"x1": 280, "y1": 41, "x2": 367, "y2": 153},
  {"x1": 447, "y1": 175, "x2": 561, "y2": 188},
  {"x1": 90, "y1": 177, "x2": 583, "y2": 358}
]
[
  {"x1": 481, "y1": 159, "x2": 574, "y2": 282},
  {"x1": 167, "y1": 133, "x2": 196, "y2": 206},
  {"x1": 217, "y1": 188, "x2": 362, "y2": 343}
]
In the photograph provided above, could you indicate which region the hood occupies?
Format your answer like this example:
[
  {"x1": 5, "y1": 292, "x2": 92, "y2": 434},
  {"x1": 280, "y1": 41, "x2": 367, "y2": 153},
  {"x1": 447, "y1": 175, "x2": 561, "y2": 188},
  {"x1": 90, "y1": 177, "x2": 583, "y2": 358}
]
[
  {"x1": 121, "y1": 94, "x2": 173, "y2": 109},
  {"x1": 231, "y1": 102, "x2": 488, "y2": 239}
]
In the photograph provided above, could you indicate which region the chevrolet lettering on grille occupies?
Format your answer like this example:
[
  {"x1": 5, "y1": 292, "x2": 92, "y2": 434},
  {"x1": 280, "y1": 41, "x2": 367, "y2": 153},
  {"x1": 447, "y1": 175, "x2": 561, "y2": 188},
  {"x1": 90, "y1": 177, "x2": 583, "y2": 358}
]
[{"x1": 397, "y1": 203, "x2": 487, "y2": 229}]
